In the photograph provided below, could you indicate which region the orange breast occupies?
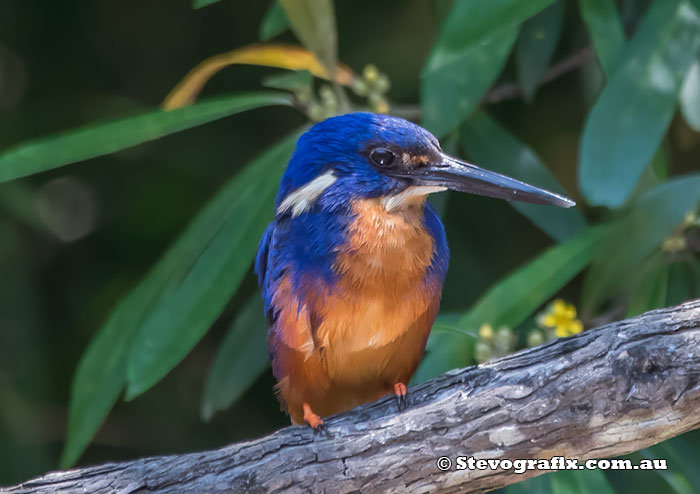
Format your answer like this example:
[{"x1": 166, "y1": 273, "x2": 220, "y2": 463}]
[{"x1": 270, "y1": 197, "x2": 442, "y2": 423}]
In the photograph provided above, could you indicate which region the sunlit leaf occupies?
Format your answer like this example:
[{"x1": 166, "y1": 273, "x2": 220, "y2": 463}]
[
  {"x1": 201, "y1": 295, "x2": 269, "y2": 421},
  {"x1": 124, "y1": 132, "x2": 300, "y2": 400},
  {"x1": 579, "y1": 0, "x2": 700, "y2": 208},
  {"x1": 422, "y1": 27, "x2": 518, "y2": 137},
  {"x1": 260, "y1": 1, "x2": 289, "y2": 40},
  {"x1": 279, "y1": 0, "x2": 337, "y2": 72},
  {"x1": 582, "y1": 174, "x2": 700, "y2": 313},
  {"x1": 415, "y1": 226, "x2": 604, "y2": 382},
  {"x1": 579, "y1": 0, "x2": 626, "y2": 77},
  {"x1": 61, "y1": 132, "x2": 300, "y2": 467},
  {"x1": 163, "y1": 45, "x2": 354, "y2": 109},
  {"x1": 515, "y1": 1, "x2": 565, "y2": 101},
  {"x1": 680, "y1": 60, "x2": 700, "y2": 131},
  {"x1": 0, "y1": 92, "x2": 292, "y2": 184},
  {"x1": 461, "y1": 110, "x2": 586, "y2": 242}
]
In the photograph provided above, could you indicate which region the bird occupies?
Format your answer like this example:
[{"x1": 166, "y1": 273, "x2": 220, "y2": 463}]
[{"x1": 255, "y1": 112, "x2": 574, "y2": 431}]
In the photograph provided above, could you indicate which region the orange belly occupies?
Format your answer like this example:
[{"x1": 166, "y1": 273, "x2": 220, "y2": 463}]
[{"x1": 269, "y1": 198, "x2": 442, "y2": 424}]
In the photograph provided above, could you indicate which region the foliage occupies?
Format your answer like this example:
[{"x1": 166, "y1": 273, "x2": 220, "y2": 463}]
[{"x1": 1, "y1": 0, "x2": 699, "y2": 490}]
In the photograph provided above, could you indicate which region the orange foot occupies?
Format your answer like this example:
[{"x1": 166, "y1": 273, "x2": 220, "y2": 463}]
[
  {"x1": 303, "y1": 402, "x2": 330, "y2": 438},
  {"x1": 394, "y1": 382, "x2": 408, "y2": 411}
]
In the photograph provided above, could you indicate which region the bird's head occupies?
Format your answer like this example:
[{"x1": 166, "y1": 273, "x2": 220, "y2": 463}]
[{"x1": 275, "y1": 112, "x2": 574, "y2": 217}]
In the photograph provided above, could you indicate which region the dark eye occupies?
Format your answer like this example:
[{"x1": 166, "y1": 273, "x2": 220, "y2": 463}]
[{"x1": 369, "y1": 148, "x2": 396, "y2": 167}]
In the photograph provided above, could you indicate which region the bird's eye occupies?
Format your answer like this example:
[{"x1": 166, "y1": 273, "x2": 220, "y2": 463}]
[{"x1": 369, "y1": 148, "x2": 396, "y2": 167}]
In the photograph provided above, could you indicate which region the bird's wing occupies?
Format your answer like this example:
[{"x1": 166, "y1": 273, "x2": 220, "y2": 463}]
[{"x1": 255, "y1": 221, "x2": 275, "y2": 289}]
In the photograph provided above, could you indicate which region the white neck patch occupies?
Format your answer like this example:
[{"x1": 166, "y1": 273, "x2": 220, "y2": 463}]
[
  {"x1": 381, "y1": 185, "x2": 447, "y2": 212},
  {"x1": 277, "y1": 171, "x2": 337, "y2": 217}
]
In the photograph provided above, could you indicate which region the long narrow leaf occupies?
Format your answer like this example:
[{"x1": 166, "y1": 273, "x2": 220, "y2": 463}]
[
  {"x1": 579, "y1": 0, "x2": 626, "y2": 77},
  {"x1": 515, "y1": 1, "x2": 565, "y2": 101},
  {"x1": 61, "y1": 131, "x2": 300, "y2": 467},
  {"x1": 421, "y1": 0, "x2": 559, "y2": 136},
  {"x1": 260, "y1": 1, "x2": 289, "y2": 40},
  {"x1": 461, "y1": 111, "x2": 586, "y2": 242},
  {"x1": 680, "y1": 60, "x2": 700, "y2": 131},
  {"x1": 582, "y1": 174, "x2": 700, "y2": 313},
  {"x1": 414, "y1": 226, "x2": 604, "y2": 382},
  {"x1": 422, "y1": 27, "x2": 518, "y2": 137},
  {"x1": 0, "y1": 92, "x2": 292, "y2": 184},
  {"x1": 200, "y1": 295, "x2": 269, "y2": 421},
  {"x1": 125, "y1": 132, "x2": 300, "y2": 399},
  {"x1": 579, "y1": 0, "x2": 700, "y2": 208},
  {"x1": 280, "y1": 0, "x2": 337, "y2": 72},
  {"x1": 162, "y1": 46, "x2": 354, "y2": 109}
]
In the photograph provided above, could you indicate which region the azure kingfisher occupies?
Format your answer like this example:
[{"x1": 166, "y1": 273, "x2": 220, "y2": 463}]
[{"x1": 255, "y1": 112, "x2": 574, "y2": 431}]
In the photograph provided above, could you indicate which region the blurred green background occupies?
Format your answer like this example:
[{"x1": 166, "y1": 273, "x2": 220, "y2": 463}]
[{"x1": 1, "y1": 0, "x2": 699, "y2": 492}]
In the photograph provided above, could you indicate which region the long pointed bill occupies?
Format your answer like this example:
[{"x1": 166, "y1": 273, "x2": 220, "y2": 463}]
[{"x1": 408, "y1": 154, "x2": 575, "y2": 208}]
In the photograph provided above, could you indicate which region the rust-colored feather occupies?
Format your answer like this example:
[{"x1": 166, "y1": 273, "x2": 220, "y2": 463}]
[{"x1": 268, "y1": 198, "x2": 441, "y2": 424}]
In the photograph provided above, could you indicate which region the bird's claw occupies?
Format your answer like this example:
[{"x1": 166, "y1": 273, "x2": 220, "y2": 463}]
[
  {"x1": 313, "y1": 421, "x2": 332, "y2": 439},
  {"x1": 395, "y1": 393, "x2": 408, "y2": 411},
  {"x1": 394, "y1": 382, "x2": 408, "y2": 412}
]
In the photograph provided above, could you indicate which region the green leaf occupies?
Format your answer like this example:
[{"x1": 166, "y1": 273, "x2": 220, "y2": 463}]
[
  {"x1": 515, "y1": 1, "x2": 565, "y2": 101},
  {"x1": 125, "y1": 132, "x2": 300, "y2": 399},
  {"x1": 579, "y1": 0, "x2": 626, "y2": 77},
  {"x1": 0, "y1": 92, "x2": 292, "y2": 184},
  {"x1": 579, "y1": 1, "x2": 700, "y2": 208},
  {"x1": 415, "y1": 226, "x2": 604, "y2": 381},
  {"x1": 422, "y1": 27, "x2": 518, "y2": 137},
  {"x1": 425, "y1": 0, "x2": 557, "y2": 71},
  {"x1": 647, "y1": 436, "x2": 700, "y2": 492},
  {"x1": 460, "y1": 110, "x2": 586, "y2": 242},
  {"x1": 201, "y1": 295, "x2": 269, "y2": 421},
  {"x1": 626, "y1": 252, "x2": 669, "y2": 317},
  {"x1": 60, "y1": 281, "x2": 161, "y2": 468},
  {"x1": 459, "y1": 226, "x2": 604, "y2": 330},
  {"x1": 422, "y1": 0, "x2": 559, "y2": 136},
  {"x1": 279, "y1": 0, "x2": 337, "y2": 71},
  {"x1": 61, "y1": 132, "x2": 299, "y2": 467},
  {"x1": 260, "y1": 1, "x2": 290, "y2": 40},
  {"x1": 582, "y1": 174, "x2": 700, "y2": 313},
  {"x1": 680, "y1": 60, "x2": 700, "y2": 131},
  {"x1": 262, "y1": 70, "x2": 313, "y2": 90},
  {"x1": 193, "y1": 0, "x2": 220, "y2": 8},
  {"x1": 411, "y1": 316, "x2": 476, "y2": 385},
  {"x1": 550, "y1": 470, "x2": 614, "y2": 494},
  {"x1": 506, "y1": 475, "x2": 554, "y2": 494},
  {"x1": 666, "y1": 260, "x2": 698, "y2": 305}
]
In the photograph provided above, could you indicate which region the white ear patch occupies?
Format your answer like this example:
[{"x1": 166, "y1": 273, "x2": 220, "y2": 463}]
[
  {"x1": 381, "y1": 185, "x2": 447, "y2": 211},
  {"x1": 277, "y1": 171, "x2": 337, "y2": 217}
]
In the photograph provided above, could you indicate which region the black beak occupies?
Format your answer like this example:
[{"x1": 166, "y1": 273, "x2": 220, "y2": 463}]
[{"x1": 406, "y1": 153, "x2": 575, "y2": 208}]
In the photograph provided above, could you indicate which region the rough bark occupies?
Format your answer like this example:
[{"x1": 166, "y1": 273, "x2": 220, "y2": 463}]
[{"x1": 4, "y1": 300, "x2": 700, "y2": 494}]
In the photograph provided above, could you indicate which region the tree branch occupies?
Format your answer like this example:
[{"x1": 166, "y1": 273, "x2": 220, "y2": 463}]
[{"x1": 4, "y1": 301, "x2": 700, "y2": 494}]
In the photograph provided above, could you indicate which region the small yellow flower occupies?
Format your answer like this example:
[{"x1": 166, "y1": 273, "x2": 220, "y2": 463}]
[
  {"x1": 663, "y1": 235, "x2": 686, "y2": 253},
  {"x1": 538, "y1": 299, "x2": 583, "y2": 338},
  {"x1": 479, "y1": 323, "x2": 494, "y2": 341}
]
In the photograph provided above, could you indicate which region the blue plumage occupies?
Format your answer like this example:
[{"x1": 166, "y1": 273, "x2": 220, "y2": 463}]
[{"x1": 255, "y1": 112, "x2": 572, "y2": 427}]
